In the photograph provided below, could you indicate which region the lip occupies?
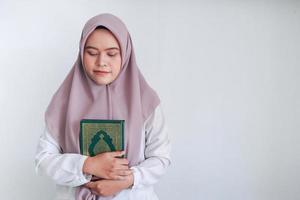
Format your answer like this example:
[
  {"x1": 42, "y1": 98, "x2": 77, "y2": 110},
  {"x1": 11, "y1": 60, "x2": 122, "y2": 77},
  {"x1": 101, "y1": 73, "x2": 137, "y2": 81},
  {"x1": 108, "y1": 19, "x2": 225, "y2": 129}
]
[{"x1": 93, "y1": 70, "x2": 111, "y2": 76}]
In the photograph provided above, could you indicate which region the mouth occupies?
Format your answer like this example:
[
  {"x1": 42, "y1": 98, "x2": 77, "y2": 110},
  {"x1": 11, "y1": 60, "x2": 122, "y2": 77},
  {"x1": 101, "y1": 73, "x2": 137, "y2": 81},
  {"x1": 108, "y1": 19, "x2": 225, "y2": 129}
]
[{"x1": 93, "y1": 70, "x2": 111, "y2": 76}]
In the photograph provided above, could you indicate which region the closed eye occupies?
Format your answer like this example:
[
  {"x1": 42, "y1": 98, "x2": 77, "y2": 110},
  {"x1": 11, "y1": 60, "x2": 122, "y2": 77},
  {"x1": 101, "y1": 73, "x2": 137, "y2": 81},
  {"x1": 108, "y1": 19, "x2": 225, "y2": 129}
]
[
  {"x1": 87, "y1": 51, "x2": 98, "y2": 56},
  {"x1": 107, "y1": 52, "x2": 118, "y2": 57}
]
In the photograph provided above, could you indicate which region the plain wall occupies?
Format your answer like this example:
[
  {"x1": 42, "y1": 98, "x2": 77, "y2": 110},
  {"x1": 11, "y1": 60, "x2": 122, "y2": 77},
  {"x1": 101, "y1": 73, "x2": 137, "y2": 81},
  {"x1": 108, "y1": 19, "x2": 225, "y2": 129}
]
[{"x1": 0, "y1": 0, "x2": 299, "y2": 199}]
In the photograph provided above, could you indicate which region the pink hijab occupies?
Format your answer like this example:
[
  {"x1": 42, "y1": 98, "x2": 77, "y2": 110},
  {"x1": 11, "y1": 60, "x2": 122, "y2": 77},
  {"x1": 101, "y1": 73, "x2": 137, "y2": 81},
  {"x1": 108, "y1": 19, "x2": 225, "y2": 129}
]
[{"x1": 44, "y1": 13, "x2": 160, "y2": 199}]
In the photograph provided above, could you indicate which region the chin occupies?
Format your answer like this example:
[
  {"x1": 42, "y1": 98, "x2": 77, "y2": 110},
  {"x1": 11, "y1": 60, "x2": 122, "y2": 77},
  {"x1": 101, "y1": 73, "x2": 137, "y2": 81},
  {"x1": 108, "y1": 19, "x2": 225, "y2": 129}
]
[{"x1": 94, "y1": 79, "x2": 112, "y2": 85}]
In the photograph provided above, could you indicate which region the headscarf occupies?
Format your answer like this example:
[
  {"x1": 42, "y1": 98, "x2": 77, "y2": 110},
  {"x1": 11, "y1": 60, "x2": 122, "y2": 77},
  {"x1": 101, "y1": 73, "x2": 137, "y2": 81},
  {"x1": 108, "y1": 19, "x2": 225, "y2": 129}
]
[{"x1": 44, "y1": 13, "x2": 160, "y2": 199}]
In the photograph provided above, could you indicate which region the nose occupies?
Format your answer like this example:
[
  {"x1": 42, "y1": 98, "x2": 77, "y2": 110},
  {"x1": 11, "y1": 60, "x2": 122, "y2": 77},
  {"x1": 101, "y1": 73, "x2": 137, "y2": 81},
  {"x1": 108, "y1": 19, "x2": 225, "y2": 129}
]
[{"x1": 95, "y1": 53, "x2": 106, "y2": 67}]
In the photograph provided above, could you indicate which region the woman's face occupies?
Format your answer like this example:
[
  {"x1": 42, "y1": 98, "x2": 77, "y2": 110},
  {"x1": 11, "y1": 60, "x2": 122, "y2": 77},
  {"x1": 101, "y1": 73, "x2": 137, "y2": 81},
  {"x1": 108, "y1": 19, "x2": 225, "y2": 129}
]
[{"x1": 83, "y1": 28, "x2": 122, "y2": 85}]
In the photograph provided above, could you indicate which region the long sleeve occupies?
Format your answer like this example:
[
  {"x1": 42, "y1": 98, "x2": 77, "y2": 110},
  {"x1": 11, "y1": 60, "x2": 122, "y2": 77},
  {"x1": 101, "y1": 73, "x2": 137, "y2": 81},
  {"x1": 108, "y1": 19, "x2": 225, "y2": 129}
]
[
  {"x1": 130, "y1": 104, "x2": 171, "y2": 189},
  {"x1": 34, "y1": 126, "x2": 92, "y2": 187}
]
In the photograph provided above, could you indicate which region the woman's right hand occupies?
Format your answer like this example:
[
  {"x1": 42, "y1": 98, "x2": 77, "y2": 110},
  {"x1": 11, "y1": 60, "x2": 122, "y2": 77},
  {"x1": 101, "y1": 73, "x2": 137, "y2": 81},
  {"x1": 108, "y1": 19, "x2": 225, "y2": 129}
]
[{"x1": 83, "y1": 151, "x2": 132, "y2": 180}]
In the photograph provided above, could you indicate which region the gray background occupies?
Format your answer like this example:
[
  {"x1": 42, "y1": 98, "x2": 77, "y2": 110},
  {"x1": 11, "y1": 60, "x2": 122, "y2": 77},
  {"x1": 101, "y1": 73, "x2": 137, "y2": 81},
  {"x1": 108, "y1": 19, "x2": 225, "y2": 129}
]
[{"x1": 0, "y1": 0, "x2": 299, "y2": 199}]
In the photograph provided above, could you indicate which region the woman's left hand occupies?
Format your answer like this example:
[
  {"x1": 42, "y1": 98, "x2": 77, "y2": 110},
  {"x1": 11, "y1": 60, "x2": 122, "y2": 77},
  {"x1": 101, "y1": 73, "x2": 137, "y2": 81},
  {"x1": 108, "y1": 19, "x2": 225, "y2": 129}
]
[{"x1": 84, "y1": 174, "x2": 134, "y2": 197}]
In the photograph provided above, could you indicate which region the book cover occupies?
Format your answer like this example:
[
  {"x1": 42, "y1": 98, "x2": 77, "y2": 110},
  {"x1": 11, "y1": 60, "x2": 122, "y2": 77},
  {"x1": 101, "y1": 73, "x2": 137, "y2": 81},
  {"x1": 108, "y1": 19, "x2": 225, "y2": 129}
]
[{"x1": 80, "y1": 119, "x2": 124, "y2": 157}]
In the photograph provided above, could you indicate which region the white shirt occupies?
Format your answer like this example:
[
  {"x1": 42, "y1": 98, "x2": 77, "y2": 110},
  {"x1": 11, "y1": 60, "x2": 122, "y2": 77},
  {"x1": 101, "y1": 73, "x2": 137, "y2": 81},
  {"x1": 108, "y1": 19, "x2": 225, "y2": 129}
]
[{"x1": 35, "y1": 104, "x2": 171, "y2": 200}]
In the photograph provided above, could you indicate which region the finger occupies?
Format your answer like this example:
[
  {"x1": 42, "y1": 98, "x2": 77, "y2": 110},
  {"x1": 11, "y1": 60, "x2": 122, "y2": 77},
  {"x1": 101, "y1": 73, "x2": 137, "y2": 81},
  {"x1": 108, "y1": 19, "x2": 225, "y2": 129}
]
[
  {"x1": 84, "y1": 182, "x2": 94, "y2": 189},
  {"x1": 110, "y1": 169, "x2": 132, "y2": 179},
  {"x1": 110, "y1": 151, "x2": 125, "y2": 157},
  {"x1": 113, "y1": 163, "x2": 130, "y2": 170},
  {"x1": 113, "y1": 175, "x2": 126, "y2": 180},
  {"x1": 117, "y1": 169, "x2": 132, "y2": 176},
  {"x1": 115, "y1": 158, "x2": 129, "y2": 165}
]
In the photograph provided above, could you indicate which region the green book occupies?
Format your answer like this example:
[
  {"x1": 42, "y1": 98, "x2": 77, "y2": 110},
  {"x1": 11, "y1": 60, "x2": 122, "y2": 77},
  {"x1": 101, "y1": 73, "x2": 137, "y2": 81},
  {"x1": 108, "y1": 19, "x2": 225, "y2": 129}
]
[{"x1": 80, "y1": 119, "x2": 124, "y2": 157}]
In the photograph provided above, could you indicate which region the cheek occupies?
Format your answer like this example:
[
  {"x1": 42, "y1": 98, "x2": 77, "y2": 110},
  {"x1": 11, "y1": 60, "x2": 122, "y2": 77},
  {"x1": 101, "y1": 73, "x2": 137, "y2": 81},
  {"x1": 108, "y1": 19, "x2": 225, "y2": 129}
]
[
  {"x1": 111, "y1": 58, "x2": 122, "y2": 75},
  {"x1": 83, "y1": 57, "x2": 94, "y2": 71}
]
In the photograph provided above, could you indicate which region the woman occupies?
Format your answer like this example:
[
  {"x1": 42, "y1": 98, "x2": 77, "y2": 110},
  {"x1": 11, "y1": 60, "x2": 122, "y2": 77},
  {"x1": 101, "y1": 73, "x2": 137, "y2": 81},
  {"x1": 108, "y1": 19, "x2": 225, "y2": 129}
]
[{"x1": 35, "y1": 13, "x2": 171, "y2": 200}]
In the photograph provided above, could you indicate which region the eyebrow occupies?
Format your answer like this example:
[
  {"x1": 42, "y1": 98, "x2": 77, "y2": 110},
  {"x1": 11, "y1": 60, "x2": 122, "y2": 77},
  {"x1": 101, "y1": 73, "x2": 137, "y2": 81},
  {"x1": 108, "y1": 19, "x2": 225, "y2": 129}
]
[{"x1": 85, "y1": 46, "x2": 120, "y2": 51}]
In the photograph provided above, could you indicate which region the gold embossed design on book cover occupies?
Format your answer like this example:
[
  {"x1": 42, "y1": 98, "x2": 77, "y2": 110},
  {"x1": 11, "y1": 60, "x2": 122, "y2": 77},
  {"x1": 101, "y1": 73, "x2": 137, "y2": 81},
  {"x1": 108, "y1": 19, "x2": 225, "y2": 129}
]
[{"x1": 80, "y1": 119, "x2": 124, "y2": 156}]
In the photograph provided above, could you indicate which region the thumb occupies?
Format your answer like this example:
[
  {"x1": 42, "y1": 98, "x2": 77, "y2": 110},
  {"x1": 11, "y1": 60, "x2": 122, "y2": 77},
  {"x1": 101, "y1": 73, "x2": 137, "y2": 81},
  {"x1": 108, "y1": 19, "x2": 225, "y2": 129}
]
[{"x1": 84, "y1": 182, "x2": 95, "y2": 189}]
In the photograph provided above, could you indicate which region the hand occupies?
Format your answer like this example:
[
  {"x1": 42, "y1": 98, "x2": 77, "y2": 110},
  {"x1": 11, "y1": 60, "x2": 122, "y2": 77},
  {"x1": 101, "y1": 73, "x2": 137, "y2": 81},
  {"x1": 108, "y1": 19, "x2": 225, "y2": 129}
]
[
  {"x1": 83, "y1": 151, "x2": 132, "y2": 180},
  {"x1": 84, "y1": 173, "x2": 134, "y2": 197}
]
